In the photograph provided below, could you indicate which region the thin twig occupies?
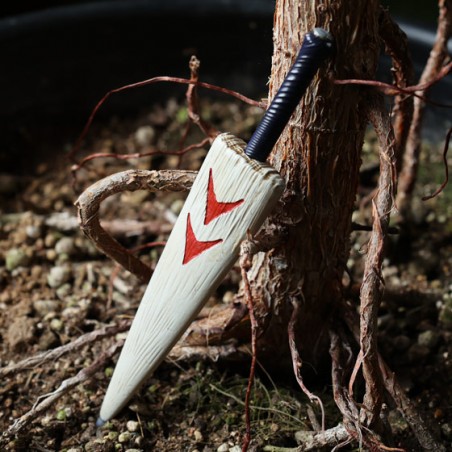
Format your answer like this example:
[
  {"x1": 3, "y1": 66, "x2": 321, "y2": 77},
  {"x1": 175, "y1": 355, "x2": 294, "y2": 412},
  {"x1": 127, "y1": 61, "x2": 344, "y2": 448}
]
[
  {"x1": 69, "y1": 76, "x2": 265, "y2": 162},
  {"x1": 1, "y1": 341, "x2": 123, "y2": 444},
  {"x1": 71, "y1": 138, "x2": 210, "y2": 174},
  {"x1": 186, "y1": 56, "x2": 219, "y2": 140},
  {"x1": 0, "y1": 322, "x2": 130, "y2": 378}
]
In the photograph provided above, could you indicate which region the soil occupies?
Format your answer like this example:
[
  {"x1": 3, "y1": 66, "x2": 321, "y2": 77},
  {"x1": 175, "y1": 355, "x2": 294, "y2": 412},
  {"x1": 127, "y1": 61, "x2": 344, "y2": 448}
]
[{"x1": 0, "y1": 97, "x2": 451, "y2": 451}]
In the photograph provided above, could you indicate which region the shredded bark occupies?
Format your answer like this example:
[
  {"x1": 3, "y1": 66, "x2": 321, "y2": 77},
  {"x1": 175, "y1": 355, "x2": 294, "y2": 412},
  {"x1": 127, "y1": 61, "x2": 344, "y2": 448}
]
[
  {"x1": 240, "y1": 238, "x2": 259, "y2": 452},
  {"x1": 358, "y1": 92, "x2": 397, "y2": 427},
  {"x1": 378, "y1": 6, "x2": 415, "y2": 169}
]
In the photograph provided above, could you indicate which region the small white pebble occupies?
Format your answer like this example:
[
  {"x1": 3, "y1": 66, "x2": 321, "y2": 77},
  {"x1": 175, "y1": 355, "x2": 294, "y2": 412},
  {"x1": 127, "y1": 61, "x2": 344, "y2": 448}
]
[
  {"x1": 135, "y1": 125, "x2": 155, "y2": 146},
  {"x1": 26, "y1": 225, "x2": 41, "y2": 239},
  {"x1": 118, "y1": 432, "x2": 131, "y2": 443},
  {"x1": 55, "y1": 237, "x2": 76, "y2": 255},
  {"x1": 193, "y1": 429, "x2": 203, "y2": 442},
  {"x1": 127, "y1": 420, "x2": 139, "y2": 432},
  {"x1": 217, "y1": 444, "x2": 229, "y2": 452},
  {"x1": 222, "y1": 291, "x2": 235, "y2": 303},
  {"x1": 50, "y1": 318, "x2": 63, "y2": 332},
  {"x1": 229, "y1": 446, "x2": 241, "y2": 452}
]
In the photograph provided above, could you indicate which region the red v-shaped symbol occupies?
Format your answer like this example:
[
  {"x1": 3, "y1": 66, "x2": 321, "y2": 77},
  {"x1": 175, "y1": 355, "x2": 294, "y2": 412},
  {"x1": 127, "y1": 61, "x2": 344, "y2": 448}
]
[
  {"x1": 183, "y1": 213, "x2": 222, "y2": 265},
  {"x1": 204, "y1": 169, "x2": 244, "y2": 225}
]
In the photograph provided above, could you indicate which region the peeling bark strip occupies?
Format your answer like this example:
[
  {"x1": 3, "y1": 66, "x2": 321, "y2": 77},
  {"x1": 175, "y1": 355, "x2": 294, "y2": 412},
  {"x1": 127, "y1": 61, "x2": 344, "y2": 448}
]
[
  {"x1": 75, "y1": 169, "x2": 197, "y2": 282},
  {"x1": 378, "y1": 7, "x2": 415, "y2": 169},
  {"x1": 358, "y1": 92, "x2": 397, "y2": 427},
  {"x1": 247, "y1": 0, "x2": 380, "y2": 361}
]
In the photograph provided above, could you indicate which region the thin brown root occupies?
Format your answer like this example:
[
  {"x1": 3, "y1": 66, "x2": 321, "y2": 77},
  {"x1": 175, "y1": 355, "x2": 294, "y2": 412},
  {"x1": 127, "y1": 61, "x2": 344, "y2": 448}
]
[
  {"x1": 288, "y1": 297, "x2": 325, "y2": 431},
  {"x1": 71, "y1": 138, "x2": 210, "y2": 176},
  {"x1": 348, "y1": 349, "x2": 363, "y2": 398},
  {"x1": 69, "y1": 76, "x2": 265, "y2": 162},
  {"x1": 333, "y1": 61, "x2": 452, "y2": 104},
  {"x1": 186, "y1": 56, "x2": 219, "y2": 140},
  {"x1": 106, "y1": 241, "x2": 166, "y2": 310}
]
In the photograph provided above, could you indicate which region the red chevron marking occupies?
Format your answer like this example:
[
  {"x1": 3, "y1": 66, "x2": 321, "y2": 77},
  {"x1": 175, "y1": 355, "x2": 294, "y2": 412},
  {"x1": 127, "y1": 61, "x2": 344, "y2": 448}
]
[
  {"x1": 204, "y1": 169, "x2": 244, "y2": 225},
  {"x1": 183, "y1": 213, "x2": 223, "y2": 265}
]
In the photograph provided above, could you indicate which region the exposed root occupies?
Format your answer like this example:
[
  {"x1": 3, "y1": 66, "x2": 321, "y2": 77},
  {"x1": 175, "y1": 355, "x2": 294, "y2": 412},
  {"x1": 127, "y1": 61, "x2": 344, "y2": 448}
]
[
  {"x1": 333, "y1": 61, "x2": 452, "y2": 104},
  {"x1": 240, "y1": 235, "x2": 259, "y2": 452},
  {"x1": 378, "y1": 357, "x2": 447, "y2": 452},
  {"x1": 397, "y1": 0, "x2": 452, "y2": 215},
  {"x1": 329, "y1": 327, "x2": 404, "y2": 452},
  {"x1": 186, "y1": 55, "x2": 219, "y2": 140},
  {"x1": 288, "y1": 297, "x2": 325, "y2": 431},
  {"x1": 357, "y1": 91, "x2": 397, "y2": 427},
  {"x1": 75, "y1": 169, "x2": 196, "y2": 282},
  {"x1": 342, "y1": 306, "x2": 446, "y2": 451}
]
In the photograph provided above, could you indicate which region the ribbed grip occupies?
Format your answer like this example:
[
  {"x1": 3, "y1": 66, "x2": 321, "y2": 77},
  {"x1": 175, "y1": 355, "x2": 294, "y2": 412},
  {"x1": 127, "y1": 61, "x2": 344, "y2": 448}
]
[{"x1": 244, "y1": 28, "x2": 333, "y2": 162}]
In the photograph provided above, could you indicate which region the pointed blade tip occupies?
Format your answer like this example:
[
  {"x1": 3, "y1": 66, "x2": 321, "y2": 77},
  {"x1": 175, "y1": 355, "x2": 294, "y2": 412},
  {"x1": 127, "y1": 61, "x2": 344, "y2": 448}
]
[{"x1": 96, "y1": 416, "x2": 106, "y2": 428}]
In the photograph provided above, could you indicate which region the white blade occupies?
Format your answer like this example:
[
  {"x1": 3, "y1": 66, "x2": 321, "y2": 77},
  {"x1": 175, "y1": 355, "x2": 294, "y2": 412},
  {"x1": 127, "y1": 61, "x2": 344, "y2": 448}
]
[{"x1": 99, "y1": 133, "x2": 284, "y2": 422}]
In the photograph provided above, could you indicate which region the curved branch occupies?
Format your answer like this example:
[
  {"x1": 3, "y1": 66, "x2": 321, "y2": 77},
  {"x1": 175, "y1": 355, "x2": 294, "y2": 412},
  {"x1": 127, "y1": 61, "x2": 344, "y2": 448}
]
[{"x1": 75, "y1": 169, "x2": 196, "y2": 282}]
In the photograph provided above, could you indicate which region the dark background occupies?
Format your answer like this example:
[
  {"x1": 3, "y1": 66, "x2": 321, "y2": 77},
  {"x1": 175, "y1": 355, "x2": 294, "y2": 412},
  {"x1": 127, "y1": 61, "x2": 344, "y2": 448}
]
[{"x1": 0, "y1": 1, "x2": 448, "y2": 172}]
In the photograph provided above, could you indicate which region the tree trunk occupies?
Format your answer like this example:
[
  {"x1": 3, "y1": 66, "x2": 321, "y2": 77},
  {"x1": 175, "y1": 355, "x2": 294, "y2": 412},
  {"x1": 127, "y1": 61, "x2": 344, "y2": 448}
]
[{"x1": 249, "y1": 0, "x2": 381, "y2": 364}]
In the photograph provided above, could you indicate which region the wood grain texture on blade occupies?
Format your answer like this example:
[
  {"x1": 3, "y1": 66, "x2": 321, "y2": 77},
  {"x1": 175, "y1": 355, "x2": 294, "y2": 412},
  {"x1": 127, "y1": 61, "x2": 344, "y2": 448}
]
[{"x1": 100, "y1": 133, "x2": 284, "y2": 421}]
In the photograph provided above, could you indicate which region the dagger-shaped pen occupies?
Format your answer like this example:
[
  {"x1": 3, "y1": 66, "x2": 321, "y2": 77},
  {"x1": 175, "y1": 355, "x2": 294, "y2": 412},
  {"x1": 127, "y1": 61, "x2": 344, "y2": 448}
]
[{"x1": 96, "y1": 27, "x2": 333, "y2": 425}]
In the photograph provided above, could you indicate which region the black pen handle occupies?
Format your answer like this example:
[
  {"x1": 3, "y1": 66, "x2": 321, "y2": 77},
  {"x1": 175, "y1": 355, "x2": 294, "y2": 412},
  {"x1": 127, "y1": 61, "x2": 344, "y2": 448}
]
[{"x1": 244, "y1": 28, "x2": 333, "y2": 162}]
